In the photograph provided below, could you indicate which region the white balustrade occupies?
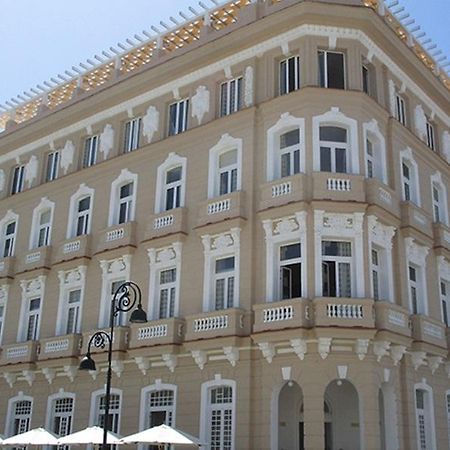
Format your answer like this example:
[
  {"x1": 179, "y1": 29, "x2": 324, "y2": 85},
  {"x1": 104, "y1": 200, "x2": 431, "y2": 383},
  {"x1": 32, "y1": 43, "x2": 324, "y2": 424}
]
[
  {"x1": 207, "y1": 199, "x2": 231, "y2": 215},
  {"x1": 423, "y1": 322, "x2": 443, "y2": 339},
  {"x1": 106, "y1": 228, "x2": 125, "y2": 242},
  {"x1": 271, "y1": 181, "x2": 292, "y2": 198},
  {"x1": 44, "y1": 339, "x2": 70, "y2": 353},
  {"x1": 63, "y1": 240, "x2": 81, "y2": 254},
  {"x1": 137, "y1": 324, "x2": 168, "y2": 340},
  {"x1": 388, "y1": 310, "x2": 407, "y2": 327},
  {"x1": 327, "y1": 178, "x2": 351, "y2": 191},
  {"x1": 26, "y1": 252, "x2": 41, "y2": 264},
  {"x1": 154, "y1": 215, "x2": 174, "y2": 229},
  {"x1": 263, "y1": 305, "x2": 293, "y2": 322},
  {"x1": 327, "y1": 303, "x2": 363, "y2": 319},
  {"x1": 378, "y1": 188, "x2": 392, "y2": 204},
  {"x1": 6, "y1": 346, "x2": 29, "y2": 359},
  {"x1": 194, "y1": 315, "x2": 228, "y2": 332}
]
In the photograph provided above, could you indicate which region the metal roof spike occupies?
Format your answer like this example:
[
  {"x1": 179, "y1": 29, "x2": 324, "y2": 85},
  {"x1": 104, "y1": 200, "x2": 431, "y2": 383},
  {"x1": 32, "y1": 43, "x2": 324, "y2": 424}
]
[
  {"x1": 420, "y1": 38, "x2": 432, "y2": 45},
  {"x1": 102, "y1": 50, "x2": 112, "y2": 58},
  {"x1": 142, "y1": 30, "x2": 153, "y2": 38},
  {"x1": 179, "y1": 12, "x2": 190, "y2": 20},
  {"x1": 71, "y1": 66, "x2": 83, "y2": 74},
  {"x1": 391, "y1": 6, "x2": 404, "y2": 14},
  {"x1": 199, "y1": 2, "x2": 209, "y2": 11},
  {"x1": 109, "y1": 47, "x2": 121, "y2": 55},
  {"x1": 43, "y1": 81, "x2": 54, "y2": 88},
  {"x1": 134, "y1": 34, "x2": 144, "y2": 42},
  {"x1": 36, "y1": 84, "x2": 46, "y2": 91},
  {"x1": 160, "y1": 21, "x2": 170, "y2": 29},
  {"x1": 117, "y1": 43, "x2": 128, "y2": 51},
  {"x1": 10, "y1": 99, "x2": 20, "y2": 105},
  {"x1": 57, "y1": 74, "x2": 68, "y2": 81},
  {"x1": 50, "y1": 77, "x2": 60, "y2": 84},
  {"x1": 402, "y1": 19, "x2": 414, "y2": 26},
  {"x1": 5, "y1": 101, "x2": 16, "y2": 108},
  {"x1": 396, "y1": 13, "x2": 409, "y2": 20},
  {"x1": 125, "y1": 39, "x2": 136, "y2": 46},
  {"x1": 426, "y1": 44, "x2": 437, "y2": 51},
  {"x1": 189, "y1": 6, "x2": 200, "y2": 15},
  {"x1": 86, "y1": 59, "x2": 96, "y2": 66},
  {"x1": 17, "y1": 95, "x2": 27, "y2": 102},
  {"x1": 151, "y1": 25, "x2": 160, "y2": 33},
  {"x1": 23, "y1": 92, "x2": 34, "y2": 99},
  {"x1": 79, "y1": 63, "x2": 90, "y2": 70},
  {"x1": 169, "y1": 17, "x2": 180, "y2": 25}
]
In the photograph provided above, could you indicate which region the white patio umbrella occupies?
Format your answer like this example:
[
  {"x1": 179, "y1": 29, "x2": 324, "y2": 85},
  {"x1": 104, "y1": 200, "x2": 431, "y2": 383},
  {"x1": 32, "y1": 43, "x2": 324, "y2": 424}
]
[
  {"x1": 2, "y1": 427, "x2": 59, "y2": 446},
  {"x1": 57, "y1": 426, "x2": 122, "y2": 445},
  {"x1": 121, "y1": 424, "x2": 202, "y2": 447}
]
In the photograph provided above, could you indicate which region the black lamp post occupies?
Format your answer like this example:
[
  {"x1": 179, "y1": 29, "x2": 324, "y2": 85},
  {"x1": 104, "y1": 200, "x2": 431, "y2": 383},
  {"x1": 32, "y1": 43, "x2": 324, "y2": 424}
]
[{"x1": 79, "y1": 281, "x2": 147, "y2": 450}]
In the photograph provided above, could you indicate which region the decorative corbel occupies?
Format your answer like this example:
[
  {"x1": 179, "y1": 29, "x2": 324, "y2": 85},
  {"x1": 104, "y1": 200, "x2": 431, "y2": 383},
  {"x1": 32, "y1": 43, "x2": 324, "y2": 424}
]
[
  {"x1": 410, "y1": 351, "x2": 427, "y2": 371},
  {"x1": 111, "y1": 360, "x2": 124, "y2": 378},
  {"x1": 4, "y1": 372, "x2": 17, "y2": 388},
  {"x1": 63, "y1": 365, "x2": 77, "y2": 382},
  {"x1": 258, "y1": 342, "x2": 275, "y2": 364},
  {"x1": 337, "y1": 365, "x2": 348, "y2": 379},
  {"x1": 162, "y1": 354, "x2": 177, "y2": 373},
  {"x1": 134, "y1": 356, "x2": 150, "y2": 375},
  {"x1": 223, "y1": 346, "x2": 239, "y2": 367},
  {"x1": 390, "y1": 345, "x2": 406, "y2": 366},
  {"x1": 355, "y1": 339, "x2": 370, "y2": 360},
  {"x1": 22, "y1": 370, "x2": 35, "y2": 386},
  {"x1": 318, "y1": 337, "x2": 332, "y2": 360},
  {"x1": 428, "y1": 356, "x2": 443, "y2": 375},
  {"x1": 373, "y1": 340, "x2": 391, "y2": 362},
  {"x1": 191, "y1": 350, "x2": 207, "y2": 370},
  {"x1": 42, "y1": 367, "x2": 56, "y2": 384},
  {"x1": 290, "y1": 338, "x2": 307, "y2": 360}
]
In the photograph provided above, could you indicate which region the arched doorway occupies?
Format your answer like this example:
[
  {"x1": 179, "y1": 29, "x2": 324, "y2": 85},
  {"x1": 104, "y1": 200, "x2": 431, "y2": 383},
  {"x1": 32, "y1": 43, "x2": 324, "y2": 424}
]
[
  {"x1": 278, "y1": 381, "x2": 303, "y2": 450},
  {"x1": 324, "y1": 379, "x2": 360, "y2": 450}
]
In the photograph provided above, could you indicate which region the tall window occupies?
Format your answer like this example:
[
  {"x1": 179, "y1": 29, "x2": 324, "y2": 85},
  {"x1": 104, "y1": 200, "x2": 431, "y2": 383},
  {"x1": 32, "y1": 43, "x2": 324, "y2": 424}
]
[
  {"x1": 362, "y1": 64, "x2": 370, "y2": 95},
  {"x1": 280, "y1": 130, "x2": 300, "y2": 178},
  {"x1": 208, "y1": 386, "x2": 234, "y2": 450},
  {"x1": 366, "y1": 139, "x2": 375, "y2": 178},
  {"x1": 37, "y1": 209, "x2": 51, "y2": 247},
  {"x1": 279, "y1": 243, "x2": 302, "y2": 300},
  {"x1": 409, "y1": 265, "x2": 423, "y2": 315},
  {"x1": 11, "y1": 400, "x2": 32, "y2": 436},
  {"x1": 319, "y1": 126, "x2": 348, "y2": 173},
  {"x1": 46, "y1": 151, "x2": 60, "y2": 182},
  {"x1": 401, "y1": 158, "x2": 419, "y2": 204},
  {"x1": 3, "y1": 221, "x2": 16, "y2": 257},
  {"x1": 218, "y1": 150, "x2": 238, "y2": 196},
  {"x1": 371, "y1": 248, "x2": 380, "y2": 301},
  {"x1": 220, "y1": 78, "x2": 242, "y2": 117},
  {"x1": 441, "y1": 281, "x2": 449, "y2": 326},
  {"x1": 50, "y1": 397, "x2": 74, "y2": 440},
  {"x1": 65, "y1": 289, "x2": 81, "y2": 334},
  {"x1": 11, "y1": 165, "x2": 25, "y2": 195},
  {"x1": 395, "y1": 94, "x2": 406, "y2": 126},
  {"x1": 432, "y1": 184, "x2": 441, "y2": 223},
  {"x1": 118, "y1": 183, "x2": 134, "y2": 224},
  {"x1": 215, "y1": 257, "x2": 235, "y2": 310},
  {"x1": 25, "y1": 297, "x2": 41, "y2": 341},
  {"x1": 279, "y1": 56, "x2": 300, "y2": 95},
  {"x1": 0, "y1": 297, "x2": 5, "y2": 344},
  {"x1": 415, "y1": 389, "x2": 435, "y2": 450},
  {"x1": 164, "y1": 167, "x2": 182, "y2": 211},
  {"x1": 84, "y1": 135, "x2": 99, "y2": 167},
  {"x1": 318, "y1": 51, "x2": 345, "y2": 89},
  {"x1": 76, "y1": 196, "x2": 91, "y2": 236},
  {"x1": 169, "y1": 99, "x2": 189, "y2": 136},
  {"x1": 426, "y1": 121, "x2": 435, "y2": 151},
  {"x1": 124, "y1": 118, "x2": 141, "y2": 152},
  {"x1": 158, "y1": 269, "x2": 176, "y2": 319},
  {"x1": 147, "y1": 389, "x2": 175, "y2": 428},
  {"x1": 95, "y1": 393, "x2": 121, "y2": 434},
  {"x1": 322, "y1": 241, "x2": 352, "y2": 297}
]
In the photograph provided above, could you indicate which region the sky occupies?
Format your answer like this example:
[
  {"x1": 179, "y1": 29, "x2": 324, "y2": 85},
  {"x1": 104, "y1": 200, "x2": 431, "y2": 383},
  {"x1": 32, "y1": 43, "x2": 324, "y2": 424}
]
[{"x1": 0, "y1": 0, "x2": 448, "y2": 107}]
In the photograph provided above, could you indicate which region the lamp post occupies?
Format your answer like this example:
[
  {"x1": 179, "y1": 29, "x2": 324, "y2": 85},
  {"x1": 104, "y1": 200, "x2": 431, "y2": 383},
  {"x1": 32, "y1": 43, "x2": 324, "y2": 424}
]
[{"x1": 79, "y1": 281, "x2": 147, "y2": 450}]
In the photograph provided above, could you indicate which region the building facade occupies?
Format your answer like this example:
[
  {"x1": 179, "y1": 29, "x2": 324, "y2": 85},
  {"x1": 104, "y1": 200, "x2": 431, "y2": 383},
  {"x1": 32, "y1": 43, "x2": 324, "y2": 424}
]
[{"x1": 0, "y1": 0, "x2": 449, "y2": 449}]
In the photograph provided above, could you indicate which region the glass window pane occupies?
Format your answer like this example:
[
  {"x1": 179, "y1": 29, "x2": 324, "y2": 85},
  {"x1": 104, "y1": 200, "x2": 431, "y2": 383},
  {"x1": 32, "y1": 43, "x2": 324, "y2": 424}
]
[
  {"x1": 120, "y1": 183, "x2": 132, "y2": 198},
  {"x1": 335, "y1": 148, "x2": 347, "y2": 173},
  {"x1": 338, "y1": 262, "x2": 351, "y2": 297},
  {"x1": 166, "y1": 166, "x2": 182, "y2": 183},
  {"x1": 320, "y1": 126, "x2": 347, "y2": 142},
  {"x1": 327, "y1": 52, "x2": 345, "y2": 89},
  {"x1": 320, "y1": 147, "x2": 331, "y2": 172},
  {"x1": 215, "y1": 257, "x2": 235, "y2": 273},
  {"x1": 280, "y1": 129, "x2": 300, "y2": 149},
  {"x1": 219, "y1": 150, "x2": 237, "y2": 168},
  {"x1": 280, "y1": 243, "x2": 301, "y2": 260},
  {"x1": 318, "y1": 51, "x2": 325, "y2": 87}
]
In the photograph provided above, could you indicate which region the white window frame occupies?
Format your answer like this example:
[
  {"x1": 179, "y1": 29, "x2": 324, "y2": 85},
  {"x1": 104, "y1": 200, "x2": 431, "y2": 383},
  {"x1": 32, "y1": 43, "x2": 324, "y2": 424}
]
[
  {"x1": 147, "y1": 243, "x2": 182, "y2": 320},
  {"x1": 201, "y1": 229, "x2": 240, "y2": 312},
  {"x1": 84, "y1": 135, "x2": 99, "y2": 167},
  {"x1": 155, "y1": 153, "x2": 187, "y2": 213},
  {"x1": 414, "y1": 383, "x2": 437, "y2": 450},
  {"x1": 426, "y1": 120, "x2": 435, "y2": 151},
  {"x1": 1, "y1": 214, "x2": 18, "y2": 258},
  {"x1": 56, "y1": 266, "x2": 87, "y2": 336},
  {"x1": 312, "y1": 108, "x2": 359, "y2": 174},
  {"x1": 67, "y1": 183, "x2": 95, "y2": 238},
  {"x1": 45, "y1": 391, "x2": 75, "y2": 440},
  {"x1": 321, "y1": 240, "x2": 353, "y2": 298},
  {"x1": 395, "y1": 94, "x2": 407, "y2": 126},
  {"x1": 163, "y1": 166, "x2": 183, "y2": 211},
  {"x1": 123, "y1": 117, "x2": 142, "y2": 153},
  {"x1": 200, "y1": 377, "x2": 236, "y2": 450},
  {"x1": 399, "y1": 148, "x2": 420, "y2": 206},
  {"x1": 362, "y1": 63, "x2": 370, "y2": 95},
  {"x1": 213, "y1": 255, "x2": 236, "y2": 311},
  {"x1": 279, "y1": 55, "x2": 300, "y2": 95},
  {"x1": 46, "y1": 151, "x2": 60, "y2": 182},
  {"x1": 11, "y1": 164, "x2": 25, "y2": 195},
  {"x1": 29, "y1": 197, "x2": 55, "y2": 249},
  {"x1": 314, "y1": 211, "x2": 365, "y2": 298},
  {"x1": 363, "y1": 119, "x2": 387, "y2": 183},
  {"x1": 220, "y1": 77, "x2": 242, "y2": 117},
  {"x1": 108, "y1": 169, "x2": 138, "y2": 226},
  {"x1": 6, "y1": 393, "x2": 33, "y2": 437},
  {"x1": 168, "y1": 98, "x2": 189, "y2": 136},
  {"x1": 318, "y1": 50, "x2": 346, "y2": 89},
  {"x1": 430, "y1": 172, "x2": 449, "y2": 225},
  {"x1": 98, "y1": 255, "x2": 131, "y2": 328},
  {"x1": 441, "y1": 279, "x2": 449, "y2": 327},
  {"x1": 208, "y1": 134, "x2": 243, "y2": 199},
  {"x1": 405, "y1": 237, "x2": 429, "y2": 315},
  {"x1": 89, "y1": 388, "x2": 122, "y2": 435},
  {"x1": 263, "y1": 212, "x2": 307, "y2": 302},
  {"x1": 318, "y1": 125, "x2": 349, "y2": 173},
  {"x1": 368, "y1": 216, "x2": 395, "y2": 302},
  {"x1": 0, "y1": 284, "x2": 9, "y2": 345},
  {"x1": 437, "y1": 256, "x2": 450, "y2": 326}
]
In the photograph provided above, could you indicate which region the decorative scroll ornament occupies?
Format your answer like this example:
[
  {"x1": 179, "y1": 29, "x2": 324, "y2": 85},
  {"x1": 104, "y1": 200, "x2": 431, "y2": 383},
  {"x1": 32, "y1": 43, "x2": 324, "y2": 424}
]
[
  {"x1": 24, "y1": 155, "x2": 38, "y2": 187},
  {"x1": 99, "y1": 124, "x2": 115, "y2": 158},
  {"x1": 191, "y1": 86, "x2": 210, "y2": 125},
  {"x1": 60, "y1": 140, "x2": 75, "y2": 174},
  {"x1": 143, "y1": 106, "x2": 159, "y2": 143},
  {"x1": 414, "y1": 105, "x2": 427, "y2": 141}
]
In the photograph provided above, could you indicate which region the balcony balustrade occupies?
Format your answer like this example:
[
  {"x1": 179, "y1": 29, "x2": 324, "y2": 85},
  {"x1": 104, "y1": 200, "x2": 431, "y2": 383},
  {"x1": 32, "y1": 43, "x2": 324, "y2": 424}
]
[
  {"x1": 400, "y1": 202, "x2": 433, "y2": 237},
  {"x1": 37, "y1": 334, "x2": 82, "y2": 361},
  {"x1": 81, "y1": 326, "x2": 129, "y2": 354},
  {"x1": 128, "y1": 318, "x2": 185, "y2": 348},
  {"x1": 374, "y1": 301, "x2": 412, "y2": 339},
  {"x1": 54, "y1": 235, "x2": 91, "y2": 264},
  {"x1": 410, "y1": 315, "x2": 447, "y2": 349},
  {"x1": 17, "y1": 246, "x2": 52, "y2": 273},
  {"x1": 259, "y1": 174, "x2": 306, "y2": 211},
  {"x1": 197, "y1": 191, "x2": 246, "y2": 227},
  {"x1": 0, "y1": 341, "x2": 39, "y2": 365},
  {"x1": 433, "y1": 222, "x2": 450, "y2": 252},
  {"x1": 144, "y1": 208, "x2": 188, "y2": 241},
  {"x1": 97, "y1": 221, "x2": 136, "y2": 253},
  {"x1": 312, "y1": 172, "x2": 365, "y2": 202},
  {"x1": 365, "y1": 178, "x2": 400, "y2": 218}
]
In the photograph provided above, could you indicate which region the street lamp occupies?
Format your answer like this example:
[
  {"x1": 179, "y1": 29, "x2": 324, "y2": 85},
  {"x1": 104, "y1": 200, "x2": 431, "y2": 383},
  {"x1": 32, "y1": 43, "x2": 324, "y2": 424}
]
[{"x1": 79, "y1": 281, "x2": 147, "y2": 450}]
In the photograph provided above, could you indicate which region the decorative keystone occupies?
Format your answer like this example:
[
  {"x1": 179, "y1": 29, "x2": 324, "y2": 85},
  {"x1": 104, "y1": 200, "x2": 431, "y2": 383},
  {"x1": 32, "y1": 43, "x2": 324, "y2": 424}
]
[
  {"x1": 134, "y1": 356, "x2": 150, "y2": 375},
  {"x1": 42, "y1": 368, "x2": 56, "y2": 384},
  {"x1": 191, "y1": 350, "x2": 207, "y2": 370},
  {"x1": 162, "y1": 354, "x2": 177, "y2": 373},
  {"x1": 223, "y1": 347, "x2": 239, "y2": 367},
  {"x1": 410, "y1": 351, "x2": 427, "y2": 371},
  {"x1": 318, "y1": 338, "x2": 332, "y2": 360},
  {"x1": 337, "y1": 365, "x2": 348, "y2": 379},
  {"x1": 355, "y1": 339, "x2": 370, "y2": 361},
  {"x1": 390, "y1": 345, "x2": 407, "y2": 366},
  {"x1": 373, "y1": 341, "x2": 391, "y2": 362},
  {"x1": 290, "y1": 339, "x2": 307, "y2": 360},
  {"x1": 258, "y1": 342, "x2": 275, "y2": 364}
]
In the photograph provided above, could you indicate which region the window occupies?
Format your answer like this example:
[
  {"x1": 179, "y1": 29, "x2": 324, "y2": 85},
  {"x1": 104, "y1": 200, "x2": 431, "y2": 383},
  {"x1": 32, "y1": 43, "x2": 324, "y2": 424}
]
[
  {"x1": 405, "y1": 238, "x2": 428, "y2": 315},
  {"x1": 46, "y1": 151, "x2": 60, "y2": 182},
  {"x1": 3, "y1": 221, "x2": 16, "y2": 257},
  {"x1": 279, "y1": 243, "x2": 302, "y2": 299},
  {"x1": 110, "y1": 280, "x2": 126, "y2": 327},
  {"x1": 124, "y1": 118, "x2": 141, "y2": 152},
  {"x1": 362, "y1": 64, "x2": 370, "y2": 95},
  {"x1": 322, "y1": 241, "x2": 352, "y2": 297},
  {"x1": 318, "y1": 51, "x2": 345, "y2": 89},
  {"x1": 146, "y1": 389, "x2": 175, "y2": 430},
  {"x1": 169, "y1": 99, "x2": 189, "y2": 136},
  {"x1": 25, "y1": 297, "x2": 41, "y2": 341},
  {"x1": 37, "y1": 209, "x2": 51, "y2": 247},
  {"x1": 319, "y1": 126, "x2": 348, "y2": 173},
  {"x1": 214, "y1": 257, "x2": 235, "y2": 310},
  {"x1": 430, "y1": 174, "x2": 448, "y2": 225},
  {"x1": 95, "y1": 393, "x2": 121, "y2": 435},
  {"x1": 50, "y1": 397, "x2": 74, "y2": 440},
  {"x1": 220, "y1": 78, "x2": 242, "y2": 117},
  {"x1": 68, "y1": 184, "x2": 94, "y2": 238},
  {"x1": 441, "y1": 281, "x2": 449, "y2": 326},
  {"x1": 395, "y1": 94, "x2": 406, "y2": 126},
  {"x1": 402, "y1": 162, "x2": 411, "y2": 201},
  {"x1": 366, "y1": 139, "x2": 375, "y2": 178},
  {"x1": 0, "y1": 294, "x2": 6, "y2": 344},
  {"x1": 432, "y1": 184, "x2": 441, "y2": 222},
  {"x1": 280, "y1": 130, "x2": 300, "y2": 178},
  {"x1": 426, "y1": 121, "x2": 435, "y2": 150},
  {"x1": 415, "y1": 389, "x2": 436, "y2": 450},
  {"x1": 11, "y1": 400, "x2": 32, "y2": 436},
  {"x1": 11, "y1": 164, "x2": 25, "y2": 195},
  {"x1": 164, "y1": 167, "x2": 182, "y2": 211},
  {"x1": 400, "y1": 150, "x2": 420, "y2": 205},
  {"x1": 76, "y1": 197, "x2": 91, "y2": 236},
  {"x1": 218, "y1": 150, "x2": 238, "y2": 196},
  {"x1": 280, "y1": 55, "x2": 300, "y2": 95},
  {"x1": 118, "y1": 182, "x2": 134, "y2": 224},
  {"x1": 371, "y1": 249, "x2": 380, "y2": 301},
  {"x1": 158, "y1": 269, "x2": 176, "y2": 319},
  {"x1": 84, "y1": 135, "x2": 99, "y2": 167},
  {"x1": 408, "y1": 265, "x2": 424, "y2": 315},
  {"x1": 65, "y1": 289, "x2": 81, "y2": 334},
  {"x1": 208, "y1": 386, "x2": 234, "y2": 450}
]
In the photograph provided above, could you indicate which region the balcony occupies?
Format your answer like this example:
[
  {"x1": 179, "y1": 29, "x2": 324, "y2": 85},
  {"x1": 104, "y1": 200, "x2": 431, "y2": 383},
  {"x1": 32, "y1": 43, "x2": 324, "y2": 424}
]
[
  {"x1": 184, "y1": 308, "x2": 251, "y2": 341},
  {"x1": 17, "y1": 246, "x2": 52, "y2": 274},
  {"x1": 433, "y1": 222, "x2": 450, "y2": 252},
  {"x1": 54, "y1": 235, "x2": 91, "y2": 264},
  {"x1": 365, "y1": 178, "x2": 400, "y2": 218},
  {"x1": 410, "y1": 315, "x2": 447, "y2": 349},
  {"x1": 0, "y1": 256, "x2": 15, "y2": 278},
  {"x1": 374, "y1": 301, "x2": 411, "y2": 339},
  {"x1": 144, "y1": 208, "x2": 188, "y2": 242},
  {"x1": 253, "y1": 298, "x2": 311, "y2": 333},
  {"x1": 37, "y1": 334, "x2": 82, "y2": 362},
  {"x1": 197, "y1": 191, "x2": 246, "y2": 228},
  {"x1": 97, "y1": 221, "x2": 136, "y2": 254},
  {"x1": 81, "y1": 326, "x2": 129, "y2": 355},
  {"x1": 0, "y1": 341, "x2": 39, "y2": 366},
  {"x1": 313, "y1": 297, "x2": 375, "y2": 328},
  {"x1": 312, "y1": 172, "x2": 365, "y2": 203},
  {"x1": 128, "y1": 318, "x2": 185, "y2": 349},
  {"x1": 259, "y1": 174, "x2": 306, "y2": 211},
  {"x1": 400, "y1": 202, "x2": 433, "y2": 237}
]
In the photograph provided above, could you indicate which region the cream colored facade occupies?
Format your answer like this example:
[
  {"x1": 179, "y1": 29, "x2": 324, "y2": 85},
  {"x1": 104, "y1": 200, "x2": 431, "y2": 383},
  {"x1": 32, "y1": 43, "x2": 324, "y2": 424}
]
[{"x1": 0, "y1": 1, "x2": 449, "y2": 449}]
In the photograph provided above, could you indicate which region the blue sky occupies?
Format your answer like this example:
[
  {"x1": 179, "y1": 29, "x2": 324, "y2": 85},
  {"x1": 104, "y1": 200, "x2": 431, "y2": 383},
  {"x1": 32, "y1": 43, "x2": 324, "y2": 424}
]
[{"x1": 0, "y1": 0, "x2": 448, "y2": 106}]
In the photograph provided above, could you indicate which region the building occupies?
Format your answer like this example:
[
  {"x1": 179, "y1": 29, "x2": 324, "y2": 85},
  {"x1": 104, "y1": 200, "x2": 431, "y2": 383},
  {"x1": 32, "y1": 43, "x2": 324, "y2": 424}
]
[{"x1": 0, "y1": 0, "x2": 449, "y2": 448}]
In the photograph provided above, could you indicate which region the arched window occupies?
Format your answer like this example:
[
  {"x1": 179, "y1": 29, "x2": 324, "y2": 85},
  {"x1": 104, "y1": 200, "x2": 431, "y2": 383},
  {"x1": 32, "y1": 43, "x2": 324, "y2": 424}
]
[
  {"x1": 400, "y1": 148, "x2": 420, "y2": 206},
  {"x1": 46, "y1": 392, "x2": 75, "y2": 440},
  {"x1": 67, "y1": 184, "x2": 94, "y2": 238},
  {"x1": 30, "y1": 197, "x2": 55, "y2": 249},
  {"x1": 109, "y1": 169, "x2": 138, "y2": 226},
  {"x1": 414, "y1": 384, "x2": 437, "y2": 450},
  {"x1": 6, "y1": 394, "x2": 33, "y2": 437}
]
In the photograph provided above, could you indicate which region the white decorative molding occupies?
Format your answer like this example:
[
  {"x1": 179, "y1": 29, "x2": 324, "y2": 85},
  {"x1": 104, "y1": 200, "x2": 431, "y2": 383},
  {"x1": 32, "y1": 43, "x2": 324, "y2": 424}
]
[
  {"x1": 337, "y1": 365, "x2": 348, "y2": 379},
  {"x1": 404, "y1": 237, "x2": 429, "y2": 266},
  {"x1": 281, "y1": 366, "x2": 291, "y2": 382},
  {"x1": 428, "y1": 356, "x2": 442, "y2": 375},
  {"x1": 410, "y1": 351, "x2": 427, "y2": 371},
  {"x1": 442, "y1": 131, "x2": 450, "y2": 163},
  {"x1": 363, "y1": 119, "x2": 388, "y2": 183},
  {"x1": 191, "y1": 86, "x2": 210, "y2": 125},
  {"x1": 290, "y1": 338, "x2": 307, "y2": 360},
  {"x1": 4, "y1": 372, "x2": 17, "y2": 388},
  {"x1": 368, "y1": 216, "x2": 395, "y2": 250},
  {"x1": 60, "y1": 140, "x2": 75, "y2": 174},
  {"x1": 355, "y1": 339, "x2": 370, "y2": 360},
  {"x1": 223, "y1": 346, "x2": 239, "y2": 367},
  {"x1": 244, "y1": 66, "x2": 254, "y2": 107},
  {"x1": 400, "y1": 146, "x2": 420, "y2": 206},
  {"x1": 390, "y1": 345, "x2": 406, "y2": 365},
  {"x1": 258, "y1": 342, "x2": 275, "y2": 364},
  {"x1": 111, "y1": 360, "x2": 124, "y2": 378},
  {"x1": 373, "y1": 340, "x2": 391, "y2": 362},
  {"x1": 22, "y1": 370, "x2": 35, "y2": 386},
  {"x1": 414, "y1": 104, "x2": 427, "y2": 141},
  {"x1": 192, "y1": 350, "x2": 207, "y2": 370},
  {"x1": 142, "y1": 106, "x2": 159, "y2": 143},
  {"x1": 63, "y1": 365, "x2": 77, "y2": 382},
  {"x1": 99, "y1": 124, "x2": 115, "y2": 158},
  {"x1": 108, "y1": 168, "x2": 138, "y2": 226},
  {"x1": 318, "y1": 337, "x2": 332, "y2": 360},
  {"x1": 437, "y1": 256, "x2": 450, "y2": 282},
  {"x1": 134, "y1": 356, "x2": 150, "y2": 375},
  {"x1": 24, "y1": 155, "x2": 38, "y2": 188},
  {"x1": 430, "y1": 171, "x2": 449, "y2": 226},
  {"x1": 162, "y1": 353, "x2": 178, "y2": 372}
]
